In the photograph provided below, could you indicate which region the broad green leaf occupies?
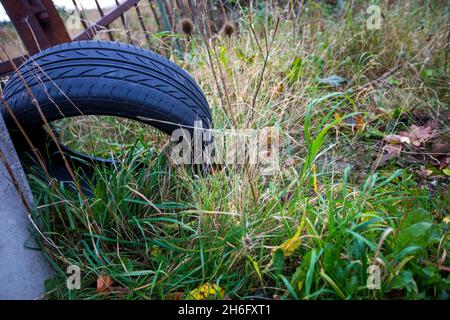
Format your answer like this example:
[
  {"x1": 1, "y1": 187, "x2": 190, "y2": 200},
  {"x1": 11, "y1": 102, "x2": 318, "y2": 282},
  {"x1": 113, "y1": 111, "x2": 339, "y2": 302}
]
[{"x1": 273, "y1": 249, "x2": 285, "y2": 273}]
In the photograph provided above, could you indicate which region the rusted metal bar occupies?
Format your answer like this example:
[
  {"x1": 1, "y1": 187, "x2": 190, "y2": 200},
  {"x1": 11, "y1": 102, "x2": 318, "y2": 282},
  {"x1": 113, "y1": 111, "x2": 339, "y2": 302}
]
[
  {"x1": 0, "y1": 0, "x2": 71, "y2": 54},
  {"x1": 161, "y1": 0, "x2": 182, "y2": 56},
  {"x1": 71, "y1": 0, "x2": 89, "y2": 30},
  {"x1": 0, "y1": 57, "x2": 27, "y2": 77},
  {"x1": 187, "y1": 0, "x2": 197, "y2": 25},
  {"x1": 156, "y1": 0, "x2": 172, "y2": 32},
  {"x1": 0, "y1": 0, "x2": 143, "y2": 76},
  {"x1": 94, "y1": 0, "x2": 115, "y2": 41},
  {"x1": 175, "y1": 0, "x2": 188, "y2": 18},
  {"x1": 134, "y1": 3, "x2": 151, "y2": 44},
  {"x1": 163, "y1": 0, "x2": 175, "y2": 32},
  {"x1": 115, "y1": 0, "x2": 133, "y2": 43},
  {"x1": 148, "y1": 0, "x2": 162, "y2": 30},
  {"x1": 74, "y1": 0, "x2": 140, "y2": 41}
]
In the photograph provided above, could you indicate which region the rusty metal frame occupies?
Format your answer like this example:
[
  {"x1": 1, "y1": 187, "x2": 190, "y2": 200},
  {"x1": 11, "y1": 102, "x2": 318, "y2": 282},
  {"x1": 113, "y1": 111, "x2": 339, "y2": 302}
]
[
  {"x1": 74, "y1": 0, "x2": 140, "y2": 41},
  {"x1": 1, "y1": 0, "x2": 71, "y2": 54},
  {"x1": 0, "y1": 0, "x2": 146, "y2": 77}
]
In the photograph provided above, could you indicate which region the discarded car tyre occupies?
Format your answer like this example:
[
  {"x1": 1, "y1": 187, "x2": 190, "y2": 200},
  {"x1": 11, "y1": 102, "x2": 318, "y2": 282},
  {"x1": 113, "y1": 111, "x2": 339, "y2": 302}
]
[
  {"x1": 1, "y1": 41, "x2": 212, "y2": 178},
  {"x1": 2, "y1": 40, "x2": 212, "y2": 135}
]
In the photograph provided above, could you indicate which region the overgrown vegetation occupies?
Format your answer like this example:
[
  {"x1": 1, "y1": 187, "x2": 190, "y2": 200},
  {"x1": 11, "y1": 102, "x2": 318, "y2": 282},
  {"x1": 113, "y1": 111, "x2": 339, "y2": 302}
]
[{"x1": 5, "y1": 1, "x2": 449, "y2": 299}]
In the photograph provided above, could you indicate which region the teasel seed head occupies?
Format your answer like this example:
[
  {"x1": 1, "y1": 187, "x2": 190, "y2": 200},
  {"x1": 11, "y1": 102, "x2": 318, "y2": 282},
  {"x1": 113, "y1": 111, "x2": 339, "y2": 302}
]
[
  {"x1": 223, "y1": 21, "x2": 235, "y2": 38},
  {"x1": 180, "y1": 18, "x2": 194, "y2": 36}
]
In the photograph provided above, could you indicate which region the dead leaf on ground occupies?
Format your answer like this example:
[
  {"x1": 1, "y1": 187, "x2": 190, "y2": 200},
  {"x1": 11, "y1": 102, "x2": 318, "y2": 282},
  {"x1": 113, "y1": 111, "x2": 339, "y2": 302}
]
[
  {"x1": 96, "y1": 274, "x2": 113, "y2": 293},
  {"x1": 399, "y1": 122, "x2": 436, "y2": 147},
  {"x1": 110, "y1": 286, "x2": 130, "y2": 299},
  {"x1": 189, "y1": 283, "x2": 225, "y2": 300},
  {"x1": 334, "y1": 114, "x2": 365, "y2": 132},
  {"x1": 384, "y1": 134, "x2": 411, "y2": 145},
  {"x1": 283, "y1": 157, "x2": 297, "y2": 168},
  {"x1": 376, "y1": 143, "x2": 403, "y2": 168},
  {"x1": 274, "y1": 82, "x2": 284, "y2": 97},
  {"x1": 417, "y1": 167, "x2": 433, "y2": 181},
  {"x1": 439, "y1": 156, "x2": 450, "y2": 170},
  {"x1": 431, "y1": 141, "x2": 450, "y2": 155},
  {"x1": 380, "y1": 144, "x2": 403, "y2": 165},
  {"x1": 380, "y1": 121, "x2": 443, "y2": 168},
  {"x1": 280, "y1": 191, "x2": 293, "y2": 204},
  {"x1": 166, "y1": 292, "x2": 185, "y2": 300}
]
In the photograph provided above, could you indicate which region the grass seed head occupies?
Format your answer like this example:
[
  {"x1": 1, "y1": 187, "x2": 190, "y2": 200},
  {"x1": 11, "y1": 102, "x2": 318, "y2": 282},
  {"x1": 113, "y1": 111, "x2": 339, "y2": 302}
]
[
  {"x1": 180, "y1": 18, "x2": 194, "y2": 36},
  {"x1": 223, "y1": 21, "x2": 235, "y2": 38}
]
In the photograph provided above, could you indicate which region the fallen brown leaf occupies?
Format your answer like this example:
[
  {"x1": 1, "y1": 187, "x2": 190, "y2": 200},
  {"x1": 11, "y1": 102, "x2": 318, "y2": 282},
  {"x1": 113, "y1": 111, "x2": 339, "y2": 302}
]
[
  {"x1": 377, "y1": 144, "x2": 403, "y2": 167},
  {"x1": 431, "y1": 141, "x2": 450, "y2": 155},
  {"x1": 438, "y1": 156, "x2": 450, "y2": 170},
  {"x1": 399, "y1": 123, "x2": 435, "y2": 147},
  {"x1": 417, "y1": 167, "x2": 433, "y2": 180},
  {"x1": 438, "y1": 264, "x2": 450, "y2": 272},
  {"x1": 96, "y1": 274, "x2": 113, "y2": 293},
  {"x1": 334, "y1": 114, "x2": 365, "y2": 132},
  {"x1": 274, "y1": 83, "x2": 284, "y2": 97},
  {"x1": 355, "y1": 115, "x2": 366, "y2": 131},
  {"x1": 110, "y1": 286, "x2": 130, "y2": 299},
  {"x1": 280, "y1": 191, "x2": 293, "y2": 204},
  {"x1": 166, "y1": 292, "x2": 185, "y2": 300},
  {"x1": 283, "y1": 157, "x2": 297, "y2": 168},
  {"x1": 384, "y1": 134, "x2": 411, "y2": 145}
]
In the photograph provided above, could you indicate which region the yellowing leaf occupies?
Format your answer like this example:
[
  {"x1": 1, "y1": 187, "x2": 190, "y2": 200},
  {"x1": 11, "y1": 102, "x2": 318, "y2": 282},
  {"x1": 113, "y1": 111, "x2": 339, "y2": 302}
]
[
  {"x1": 297, "y1": 280, "x2": 304, "y2": 291},
  {"x1": 355, "y1": 115, "x2": 365, "y2": 131},
  {"x1": 248, "y1": 256, "x2": 263, "y2": 284},
  {"x1": 189, "y1": 283, "x2": 225, "y2": 300},
  {"x1": 277, "y1": 221, "x2": 305, "y2": 257},
  {"x1": 442, "y1": 168, "x2": 450, "y2": 176}
]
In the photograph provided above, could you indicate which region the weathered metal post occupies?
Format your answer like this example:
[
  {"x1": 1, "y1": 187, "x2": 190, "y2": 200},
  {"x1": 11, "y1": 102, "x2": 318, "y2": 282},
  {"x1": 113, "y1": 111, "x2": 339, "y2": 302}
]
[{"x1": 0, "y1": 0, "x2": 71, "y2": 54}]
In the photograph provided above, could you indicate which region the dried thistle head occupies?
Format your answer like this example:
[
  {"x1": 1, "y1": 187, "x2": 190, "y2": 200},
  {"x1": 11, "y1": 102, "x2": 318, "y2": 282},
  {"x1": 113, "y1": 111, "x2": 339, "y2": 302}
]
[
  {"x1": 222, "y1": 21, "x2": 235, "y2": 38},
  {"x1": 180, "y1": 18, "x2": 194, "y2": 36}
]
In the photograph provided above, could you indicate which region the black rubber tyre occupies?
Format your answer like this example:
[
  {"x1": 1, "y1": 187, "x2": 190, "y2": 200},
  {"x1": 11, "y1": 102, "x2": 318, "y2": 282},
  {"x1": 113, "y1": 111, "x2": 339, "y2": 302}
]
[{"x1": 1, "y1": 40, "x2": 212, "y2": 136}]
